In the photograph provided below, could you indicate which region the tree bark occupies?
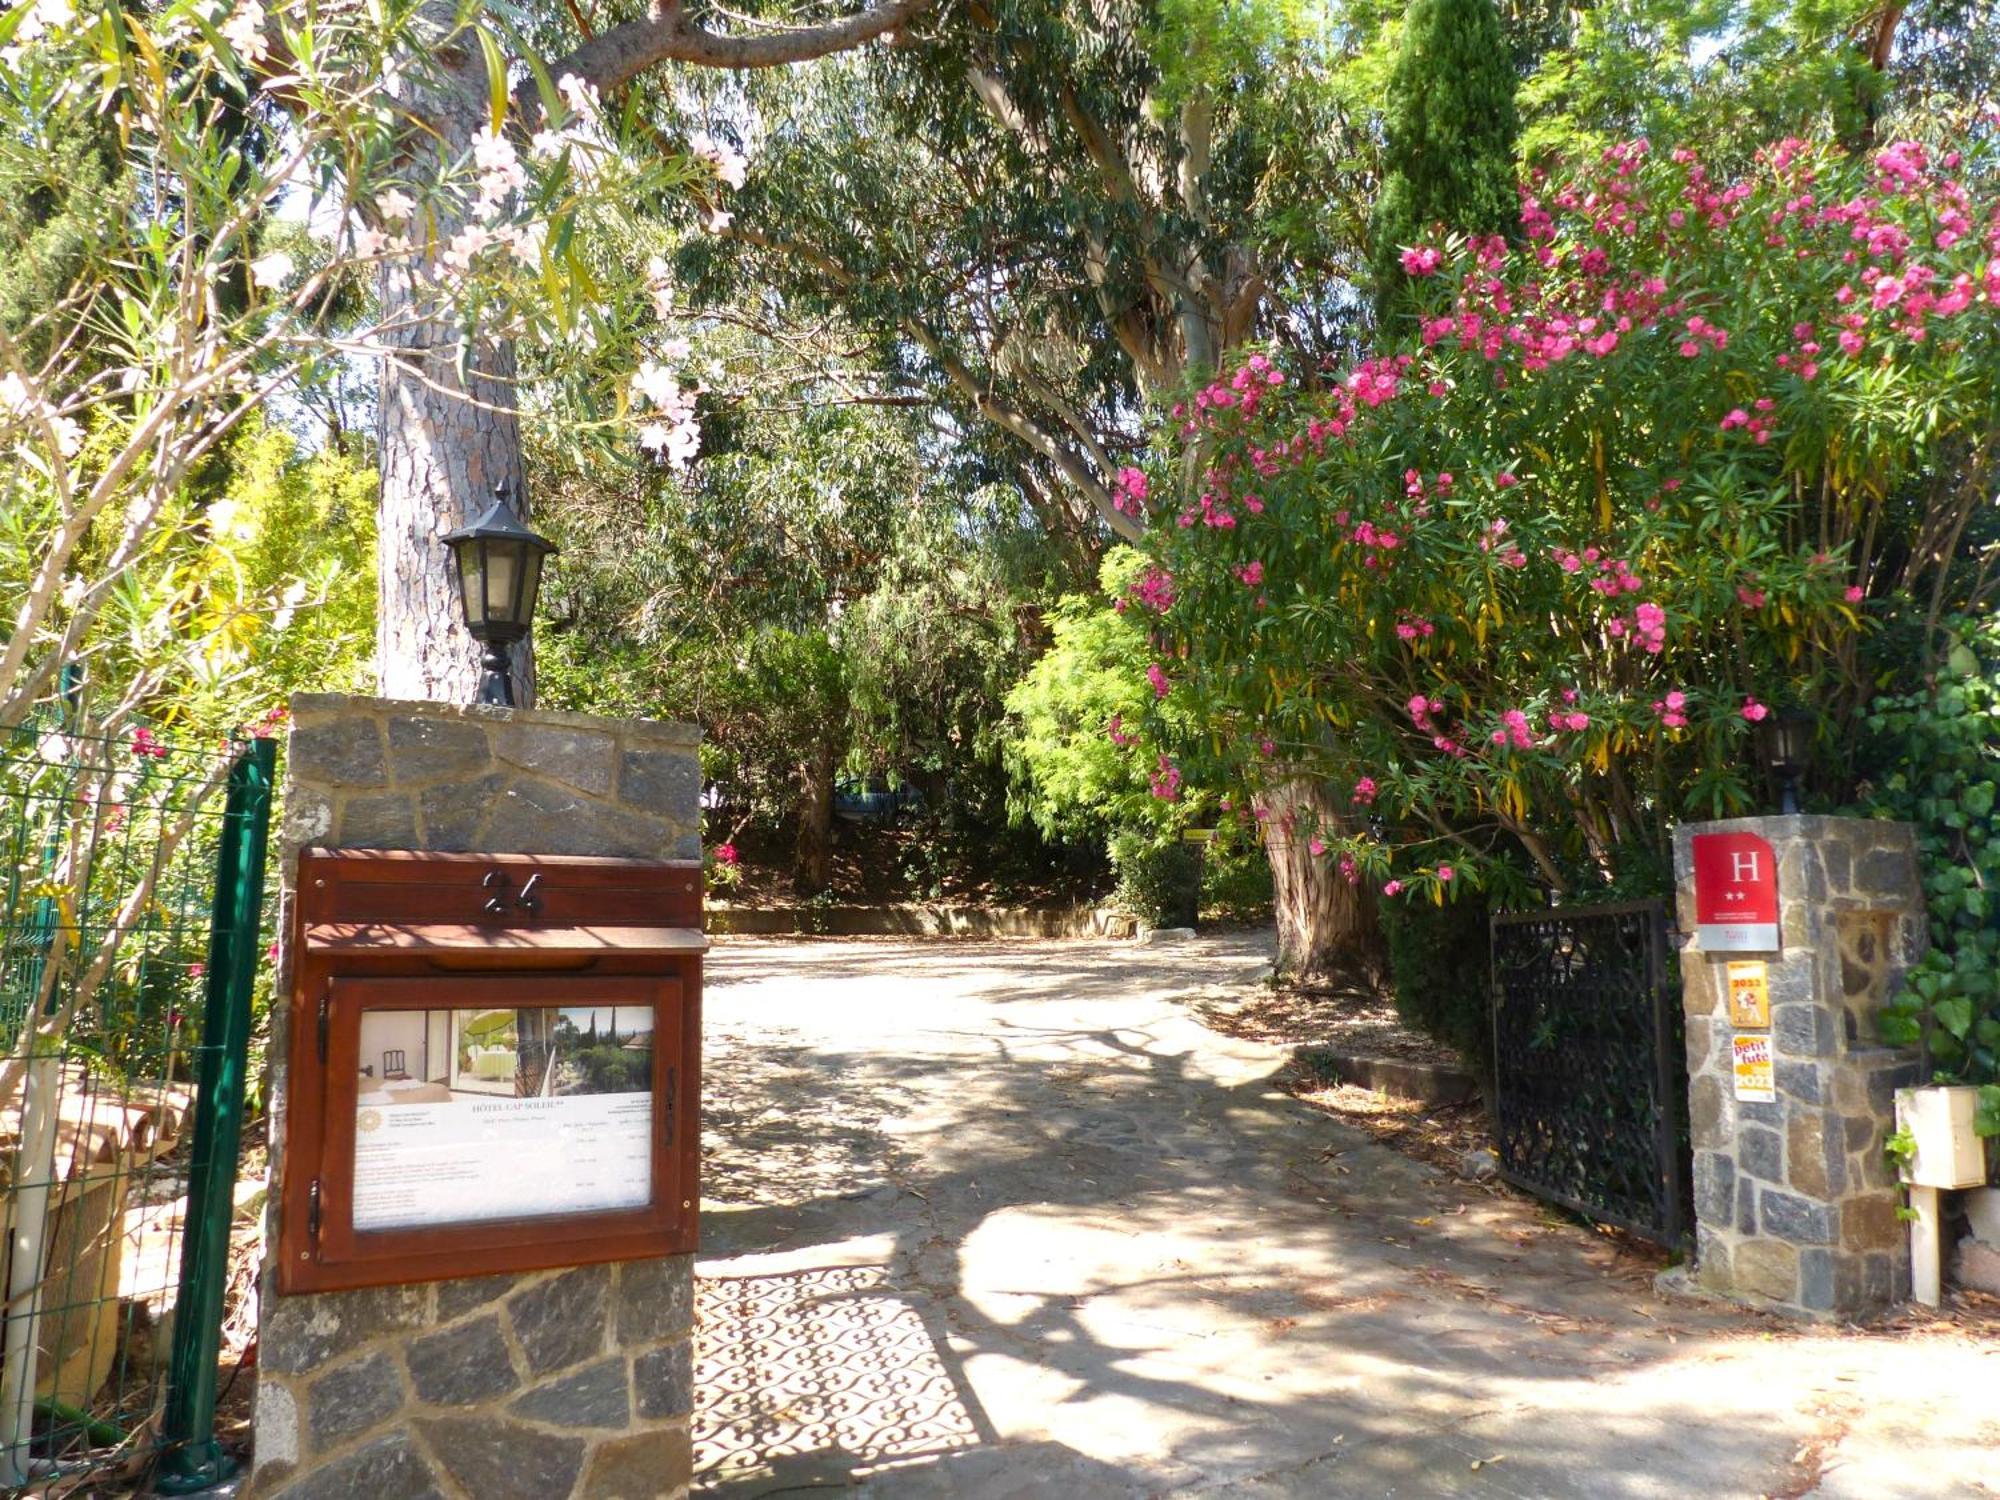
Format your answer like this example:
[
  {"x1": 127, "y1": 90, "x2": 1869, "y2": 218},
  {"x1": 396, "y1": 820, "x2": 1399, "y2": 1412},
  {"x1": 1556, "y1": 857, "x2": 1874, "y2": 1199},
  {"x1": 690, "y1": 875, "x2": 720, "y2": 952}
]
[
  {"x1": 375, "y1": 20, "x2": 531, "y2": 706},
  {"x1": 1260, "y1": 775, "x2": 1384, "y2": 987},
  {"x1": 793, "y1": 741, "x2": 838, "y2": 895}
]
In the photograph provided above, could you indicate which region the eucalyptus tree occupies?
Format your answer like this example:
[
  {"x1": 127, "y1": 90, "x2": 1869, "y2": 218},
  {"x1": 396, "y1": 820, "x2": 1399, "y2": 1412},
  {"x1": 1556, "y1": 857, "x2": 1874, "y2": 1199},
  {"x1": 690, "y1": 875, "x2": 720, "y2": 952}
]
[
  {"x1": 683, "y1": 0, "x2": 1372, "y2": 561},
  {"x1": 662, "y1": 2, "x2": 1404, "y2": 967}
]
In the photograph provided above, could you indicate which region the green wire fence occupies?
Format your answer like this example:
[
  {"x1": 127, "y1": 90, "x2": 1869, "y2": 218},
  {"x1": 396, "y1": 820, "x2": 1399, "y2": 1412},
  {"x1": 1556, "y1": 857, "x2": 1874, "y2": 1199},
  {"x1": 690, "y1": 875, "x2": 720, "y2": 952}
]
[{"x1": 0, "y1": 716, "x2": 273, "y2": 1493}]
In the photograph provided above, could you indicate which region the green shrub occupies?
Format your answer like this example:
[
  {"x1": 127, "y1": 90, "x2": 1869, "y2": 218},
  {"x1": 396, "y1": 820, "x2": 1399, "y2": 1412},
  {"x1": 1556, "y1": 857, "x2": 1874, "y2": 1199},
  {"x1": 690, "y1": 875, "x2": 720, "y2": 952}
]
[
  {"x1": 1381, "y1": 895, "x2": 1492, "y2": 1078},
  {"x1": 1201, "y1": 831, "x2": 1274, "y2": 922},
  {"x1": 1110, "y1": 832, "x2": 1202, "y2": 929},
  {"x1": 1861, "y1": 616, "x2": 2000, "y2": 1135}
]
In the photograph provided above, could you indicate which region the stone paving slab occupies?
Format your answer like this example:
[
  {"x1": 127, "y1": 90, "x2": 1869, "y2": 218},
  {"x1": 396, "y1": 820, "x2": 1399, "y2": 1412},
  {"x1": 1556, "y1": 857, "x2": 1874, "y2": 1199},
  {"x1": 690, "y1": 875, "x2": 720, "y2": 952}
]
[{"x1": 694, "y1": 935, "x2": 2000, "y2": 1500}]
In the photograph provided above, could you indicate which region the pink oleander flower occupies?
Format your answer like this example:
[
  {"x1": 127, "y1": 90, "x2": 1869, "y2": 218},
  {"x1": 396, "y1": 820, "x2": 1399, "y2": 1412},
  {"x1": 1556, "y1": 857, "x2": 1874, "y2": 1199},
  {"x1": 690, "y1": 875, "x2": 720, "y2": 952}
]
[
  {"x1": 1112, "y1": 465, "x2": 1150, "y2": 517},
  {"x1": 1236, "y1": 559, "x2": 1265, "y2": 587},
  {"x1": 1845, "y1": 585, "x2": 1865, "y2": 602},
  {"x1": 1436, "y1": 865, "x2": 1454, "y2": 882},
  {"x1": 713, "y1": 842, "x2": 740, "y2": 865},
  {"x1": 1382, "y1": 879, "x2": 1405, "y2": 897},
  {"x1": 1309, "y1": 837, "x2": 1326, "y2": 857},
  {"x1": 1741, "y1": 697, "x2": 1770, "y2": 722},
  {"x1": 131, "y1": 727, "x2": 169, "y2": 760},
  {"x1": 1399, "y1": 245, "x2": 1444, "y2": 277},
  {"x1": 1147, "y1": 663, "x2": 1171, "y2": 700},
  {"x1": 1132, "y1": 567, "x2": 1176, "y2": 614},
  {"x1": 1351, "y1": 777, "x2": 1378, "y2": 806}
]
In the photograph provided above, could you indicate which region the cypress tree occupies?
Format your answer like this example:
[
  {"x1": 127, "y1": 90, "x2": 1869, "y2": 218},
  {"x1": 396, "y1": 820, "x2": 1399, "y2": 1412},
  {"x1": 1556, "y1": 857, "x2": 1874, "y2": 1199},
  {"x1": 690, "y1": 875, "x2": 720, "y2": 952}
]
[{"x1": 1370, "y1": 0, "x2": 1520, "y2": 325}]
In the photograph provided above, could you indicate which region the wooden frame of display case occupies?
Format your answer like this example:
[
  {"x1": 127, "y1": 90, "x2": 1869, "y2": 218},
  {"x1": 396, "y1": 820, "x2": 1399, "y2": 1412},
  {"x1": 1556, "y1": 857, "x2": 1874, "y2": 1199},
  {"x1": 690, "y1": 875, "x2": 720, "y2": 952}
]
[{"x1": 279, "y1": 849, "x2": 704, "y2": 1294}]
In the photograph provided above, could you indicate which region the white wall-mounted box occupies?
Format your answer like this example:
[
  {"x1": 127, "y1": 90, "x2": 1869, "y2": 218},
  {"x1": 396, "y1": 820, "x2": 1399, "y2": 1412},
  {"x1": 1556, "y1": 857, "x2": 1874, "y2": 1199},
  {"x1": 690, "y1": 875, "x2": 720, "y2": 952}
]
[{"x1": 1895, "y1": 1085, "x2": 1989, "y2": 1190}]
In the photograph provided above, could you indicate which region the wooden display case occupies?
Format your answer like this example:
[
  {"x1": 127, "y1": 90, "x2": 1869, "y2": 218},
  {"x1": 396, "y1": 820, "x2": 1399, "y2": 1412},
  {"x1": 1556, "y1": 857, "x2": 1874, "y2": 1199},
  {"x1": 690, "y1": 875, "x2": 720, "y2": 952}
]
[{"x1": 279, "y1": 849, "x2": 704, "y2": 1294}]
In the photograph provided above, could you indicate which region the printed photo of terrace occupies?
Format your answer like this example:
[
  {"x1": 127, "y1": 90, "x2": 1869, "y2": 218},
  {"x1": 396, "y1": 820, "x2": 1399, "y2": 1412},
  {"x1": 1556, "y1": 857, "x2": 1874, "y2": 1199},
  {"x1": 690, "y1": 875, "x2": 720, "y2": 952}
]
[{"x1": 356, "y1": 1005, "x2": 656, "y2": 1108}]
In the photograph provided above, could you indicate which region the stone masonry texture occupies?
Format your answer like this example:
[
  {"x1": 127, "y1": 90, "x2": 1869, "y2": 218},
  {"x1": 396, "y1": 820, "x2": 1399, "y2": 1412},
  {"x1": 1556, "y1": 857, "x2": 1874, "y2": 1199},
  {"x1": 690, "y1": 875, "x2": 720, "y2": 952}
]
[
  {"x1": 250, "y1": 695, "x2": 701, "y2": 1499},
  {"x1": 1673, "y1": 815, "x2": 1924, "y2": 1319}
]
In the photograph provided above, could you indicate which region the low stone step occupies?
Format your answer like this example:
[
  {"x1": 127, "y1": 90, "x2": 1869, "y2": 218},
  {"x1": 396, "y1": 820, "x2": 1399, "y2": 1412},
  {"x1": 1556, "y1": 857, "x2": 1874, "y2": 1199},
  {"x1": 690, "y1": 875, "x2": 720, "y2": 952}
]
[
  {"x1": 707, "y1": 904, "x2": 1137, "y2": 940},
  {"x1": 1292, "y1": 1045, "x2": 1480, "y2": 1106}
]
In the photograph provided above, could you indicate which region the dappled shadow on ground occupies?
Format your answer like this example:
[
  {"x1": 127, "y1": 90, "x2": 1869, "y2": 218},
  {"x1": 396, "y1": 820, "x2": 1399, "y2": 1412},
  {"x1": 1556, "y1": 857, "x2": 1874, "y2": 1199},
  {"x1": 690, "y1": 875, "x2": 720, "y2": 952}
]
[
  {"x1": 1195, "y1": 979, "x2": 1461, "y2": 1067},
  {"x1": 702, "y1": 1025, "x2": 925, "y2": 1207},
  {"x1": 692, "y1": 939, "x2": 1997, "y2": 1499}
]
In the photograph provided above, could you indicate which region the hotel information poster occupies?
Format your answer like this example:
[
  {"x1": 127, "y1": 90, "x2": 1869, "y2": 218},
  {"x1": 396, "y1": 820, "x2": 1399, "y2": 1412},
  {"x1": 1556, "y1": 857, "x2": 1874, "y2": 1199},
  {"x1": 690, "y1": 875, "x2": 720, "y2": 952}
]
[{"x1": 352, "y1": 1003, "x2": 654, "y2": 1232}]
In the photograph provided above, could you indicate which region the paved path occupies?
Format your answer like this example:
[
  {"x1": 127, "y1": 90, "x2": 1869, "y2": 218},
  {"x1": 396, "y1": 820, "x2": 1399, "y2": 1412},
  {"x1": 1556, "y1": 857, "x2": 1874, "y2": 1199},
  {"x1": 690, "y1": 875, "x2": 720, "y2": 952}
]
[{"x1": 694, "y1": 935, "x2": 1998, "y2": 1499}]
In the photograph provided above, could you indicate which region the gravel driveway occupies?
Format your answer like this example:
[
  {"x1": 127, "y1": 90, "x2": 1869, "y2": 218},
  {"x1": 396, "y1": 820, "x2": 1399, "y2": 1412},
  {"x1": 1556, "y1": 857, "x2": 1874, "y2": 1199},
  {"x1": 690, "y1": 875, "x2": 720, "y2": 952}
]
[{"x1": 694, "y1": 934, "x2": 1998, "y2": 1499}]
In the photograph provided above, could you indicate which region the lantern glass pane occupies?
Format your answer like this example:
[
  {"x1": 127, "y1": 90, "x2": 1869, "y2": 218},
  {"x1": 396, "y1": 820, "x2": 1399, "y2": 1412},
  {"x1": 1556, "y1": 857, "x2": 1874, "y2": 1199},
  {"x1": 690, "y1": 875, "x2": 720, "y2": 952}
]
[
  {"x1": 483, "y1": 542, "x2": 521, "y2": 625},
  {"x1": 456, "y1": 542, "x2": 487, "y2": 628},
  {"x1": 519, "y1": 549, "x2": 545, "y2": 623}
]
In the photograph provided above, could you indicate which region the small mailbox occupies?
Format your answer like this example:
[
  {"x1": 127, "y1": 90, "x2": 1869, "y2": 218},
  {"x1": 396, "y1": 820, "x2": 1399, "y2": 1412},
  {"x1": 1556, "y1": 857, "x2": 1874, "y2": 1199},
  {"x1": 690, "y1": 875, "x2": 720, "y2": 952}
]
[{"x1": 279, "y1": 848, "x2": 704, "y2": 1293}]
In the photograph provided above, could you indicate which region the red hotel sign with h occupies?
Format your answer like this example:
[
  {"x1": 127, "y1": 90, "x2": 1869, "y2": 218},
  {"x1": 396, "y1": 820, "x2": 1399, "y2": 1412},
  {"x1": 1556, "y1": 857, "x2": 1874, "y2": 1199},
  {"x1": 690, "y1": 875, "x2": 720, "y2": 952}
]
[{"x1": 1692, "y1": 831, "x2": 1780, "y2": 951}]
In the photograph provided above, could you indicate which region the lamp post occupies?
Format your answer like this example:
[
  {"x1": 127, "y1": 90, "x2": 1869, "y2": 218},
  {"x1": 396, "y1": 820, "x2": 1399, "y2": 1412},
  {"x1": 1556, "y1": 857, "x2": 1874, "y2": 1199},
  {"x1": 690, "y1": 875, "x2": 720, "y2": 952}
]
[
  {"x1": 1756, "y1": 709, "x2": 1814, "y2": 815},
  {"x1": 441, "y1": 482, "x2": 557, "y2": 707}
]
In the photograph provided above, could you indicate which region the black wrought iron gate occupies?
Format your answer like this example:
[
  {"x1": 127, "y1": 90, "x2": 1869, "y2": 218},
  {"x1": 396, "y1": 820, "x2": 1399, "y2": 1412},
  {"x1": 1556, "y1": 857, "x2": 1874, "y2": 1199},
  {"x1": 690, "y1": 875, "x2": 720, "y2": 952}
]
[{"x1": 1489, "y1": 900, "x2": 1692, "y2": 1248}]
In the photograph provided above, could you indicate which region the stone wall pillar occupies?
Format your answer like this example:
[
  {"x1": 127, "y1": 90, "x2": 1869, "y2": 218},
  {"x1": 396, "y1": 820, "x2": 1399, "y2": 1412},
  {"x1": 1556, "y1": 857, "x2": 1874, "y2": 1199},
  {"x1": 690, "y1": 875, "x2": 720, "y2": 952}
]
[
  {"x1": 1672, "y1": 815, "x2": 1926, "y2": 1318},
  {"x1": 250, "y1": 695, "x2": 702, "y2": 1499}
]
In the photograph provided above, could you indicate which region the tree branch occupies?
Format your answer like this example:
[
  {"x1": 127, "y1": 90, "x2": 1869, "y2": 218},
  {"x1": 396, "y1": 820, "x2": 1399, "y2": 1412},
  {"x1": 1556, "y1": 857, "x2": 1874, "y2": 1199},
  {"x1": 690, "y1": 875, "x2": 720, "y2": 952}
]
[
  {"x1": 550, "y1": 0, "x2": 928, "y2": 96},
  {"x1": 904, "y1": 321, "x2": 1141, "y2": 542}
]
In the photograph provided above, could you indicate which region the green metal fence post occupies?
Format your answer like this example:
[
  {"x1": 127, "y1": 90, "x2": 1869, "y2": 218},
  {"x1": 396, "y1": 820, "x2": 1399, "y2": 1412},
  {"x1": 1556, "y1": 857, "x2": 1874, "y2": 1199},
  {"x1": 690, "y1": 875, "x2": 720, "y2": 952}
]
[{"x1": 155, "y1": 737, "x2": 275, "y2": 1494}]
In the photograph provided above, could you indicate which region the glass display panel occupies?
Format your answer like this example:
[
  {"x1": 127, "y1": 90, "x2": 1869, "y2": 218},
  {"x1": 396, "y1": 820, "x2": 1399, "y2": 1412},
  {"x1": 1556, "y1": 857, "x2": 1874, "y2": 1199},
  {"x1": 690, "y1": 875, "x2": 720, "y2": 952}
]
[{"x1": 352, "y1": 1003, "x2": 654, "y2": 1232}]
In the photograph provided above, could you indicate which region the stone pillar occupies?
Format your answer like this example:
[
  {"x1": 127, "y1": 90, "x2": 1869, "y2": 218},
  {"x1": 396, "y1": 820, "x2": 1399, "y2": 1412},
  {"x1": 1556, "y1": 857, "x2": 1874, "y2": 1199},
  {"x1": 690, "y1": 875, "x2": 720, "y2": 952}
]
[
  {"x1": 1672, "y1": 815, "x2": 1926, "y2": 1318},
  {"x1": 251, "y1": 695, "x2": 702, "y2": 1499}
]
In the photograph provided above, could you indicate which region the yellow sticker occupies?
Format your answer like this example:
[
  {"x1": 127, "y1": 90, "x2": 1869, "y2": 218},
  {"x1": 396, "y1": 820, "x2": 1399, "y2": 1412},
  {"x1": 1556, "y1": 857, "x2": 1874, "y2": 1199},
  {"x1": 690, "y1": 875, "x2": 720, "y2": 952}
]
[
  {"x1": 1732, "y1": 1034, "x2": 1775, "y2": 1103},
  {"x1": 1726, "y1": 960, "x2": 1771, "y2": 1029}
]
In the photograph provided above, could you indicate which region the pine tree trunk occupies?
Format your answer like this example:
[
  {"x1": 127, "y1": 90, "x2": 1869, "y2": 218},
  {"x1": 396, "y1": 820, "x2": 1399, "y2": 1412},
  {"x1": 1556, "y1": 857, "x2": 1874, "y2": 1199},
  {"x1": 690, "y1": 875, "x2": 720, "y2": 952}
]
[
  {"x1": 374, "y1": 23, "x2": 532, "y2": 705},
  {"x1": 793, "y1": 743, "x2": 838, "y2": 896},
  {"x1": 1260, "y1": 775, "x2": 1384, "y2": 986}
]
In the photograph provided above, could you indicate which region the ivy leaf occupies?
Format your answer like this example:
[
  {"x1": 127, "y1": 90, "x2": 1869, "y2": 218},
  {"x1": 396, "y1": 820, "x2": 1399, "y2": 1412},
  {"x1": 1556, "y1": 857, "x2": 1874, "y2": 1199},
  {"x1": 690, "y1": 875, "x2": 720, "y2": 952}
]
[
  {"x1": 1933, "y1": 996, "x2": 1975, "y2": 1040},
  {"x1": 1878, "y1": 1013, "x2": 1922, "y2": 1047}
]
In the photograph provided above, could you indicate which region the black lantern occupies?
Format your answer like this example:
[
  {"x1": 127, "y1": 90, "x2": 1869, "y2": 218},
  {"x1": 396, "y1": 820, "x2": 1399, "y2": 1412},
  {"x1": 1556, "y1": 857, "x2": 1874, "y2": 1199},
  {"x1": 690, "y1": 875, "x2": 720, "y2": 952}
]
[
  {"x1": 1757, "y1": 709, "x2": 1814, "y2": 815},
  {"x1": 441, "y1": 482, "x2": 557, "y2": 707}
]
